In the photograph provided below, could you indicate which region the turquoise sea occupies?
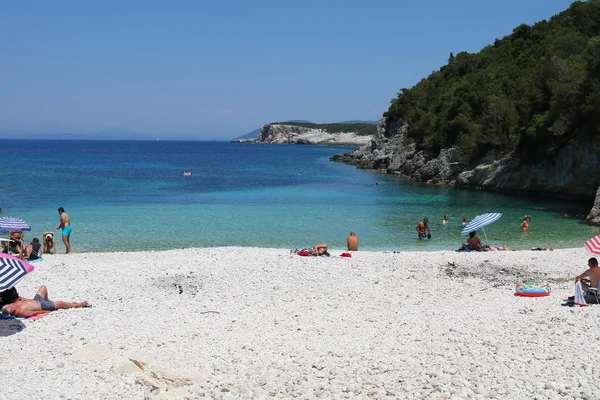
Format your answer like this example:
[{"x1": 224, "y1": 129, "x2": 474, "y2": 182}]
[{"x1": 0, "y1": 139, "x2": 596, "y2": 252}]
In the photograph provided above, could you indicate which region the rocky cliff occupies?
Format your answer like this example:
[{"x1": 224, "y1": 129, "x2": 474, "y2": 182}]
[
  {"x1": 232, "y1": 124, "x2": 372, "y2": 146},
  {"x1": 587, "y1": 187, "x2": 600, "y2": 226},
  {"x1": 332, "y1": 117, "x2": 600, "y2": 224}
]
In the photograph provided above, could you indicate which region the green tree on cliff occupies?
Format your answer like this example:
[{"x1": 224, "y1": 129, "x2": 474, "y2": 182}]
[{"x1": 384, "y1": 0, "x2": 600, "y2": 163}]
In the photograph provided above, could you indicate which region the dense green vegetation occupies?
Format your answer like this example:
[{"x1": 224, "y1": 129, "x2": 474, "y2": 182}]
[
  {"x1": 273, "y1": 122, "x2": 377, "y2": 136},
  {"x1": 384, "y1": 0, "x2": 600, "y2": 163}
]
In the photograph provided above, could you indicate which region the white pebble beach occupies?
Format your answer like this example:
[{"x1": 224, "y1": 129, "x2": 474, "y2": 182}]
[{"x1": 1, "y1": 247, "x2": 599, "y2": 399}]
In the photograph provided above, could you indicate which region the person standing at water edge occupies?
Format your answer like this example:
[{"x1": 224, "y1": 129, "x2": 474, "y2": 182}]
[
  {"x1": 416, "y1": 218, "x2": 431, "y2": 240},
  {"x1": 347, "y1": 231, "x2": 359, "y2": 251},
  {"x1": 56, "y1": 207, "x2": 72, "y2": 254}
]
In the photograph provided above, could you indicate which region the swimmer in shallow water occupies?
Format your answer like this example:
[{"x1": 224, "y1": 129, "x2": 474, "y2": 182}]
[{"x1": 520, "y1": 215, "x2": 531, "y2": 232}]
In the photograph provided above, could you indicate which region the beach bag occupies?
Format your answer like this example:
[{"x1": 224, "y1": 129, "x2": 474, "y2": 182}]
[
  {"x1": 340, "y1": 252, "x2": 352, "y2": 257},
  {"x1": 298, "y1": 250, "x2": 310, "y2": 257}
]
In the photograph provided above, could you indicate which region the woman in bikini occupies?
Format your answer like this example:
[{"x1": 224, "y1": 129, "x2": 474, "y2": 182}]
[{"x1": 520, "y1": 215, "x2": 531, "y2": 232}]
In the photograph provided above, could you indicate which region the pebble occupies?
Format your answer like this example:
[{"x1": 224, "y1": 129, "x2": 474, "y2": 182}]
[{"x1": 2, "y1": 247, "x2": 598, "y2": 398}]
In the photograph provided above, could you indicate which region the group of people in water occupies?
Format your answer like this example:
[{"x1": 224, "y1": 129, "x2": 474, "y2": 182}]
[{"x1": 3, "y1": 207, "x2": 72, "y2": 261}]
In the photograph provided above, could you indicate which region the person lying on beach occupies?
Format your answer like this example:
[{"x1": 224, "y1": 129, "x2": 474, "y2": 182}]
[
  {"x1": 346, "y1": 231, "x2": 359, "y2": 251},
  {"x1": 25, "y1": 238, "x2": 42, "y2": 261},
  {"x1": 574, "y1": 257, "x2": 600, "y2": 304},
  {"x1": 0, "y1": 287, "x2": 19, "y2": 308},
  {"x1": 43, "y1": 231, "x2": 56, "y2": 254},
  {"x1": 310, "y1": 244, "x2": 329, "y2": 256},
  {"x1": 1, "y1": 285, "x2": 88, "y2": 318},
  {"x1": 416, "y1": 218, "x2": 431, "y2": 239}
]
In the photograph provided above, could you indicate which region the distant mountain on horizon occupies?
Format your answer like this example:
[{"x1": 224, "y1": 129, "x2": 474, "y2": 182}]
[
  {"x1": 0, "y1": 126, "x2": 155, "y2": 141},
  {"x1": 233, "y1": 119, "x2": 378, "y2": 140},
  {"x1": 0, "y1": 127, "x2": 215, "y2": 141}
]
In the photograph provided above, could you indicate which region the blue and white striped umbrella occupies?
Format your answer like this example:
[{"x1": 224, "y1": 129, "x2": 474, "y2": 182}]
[
  {"x1": 0, "y1": 253, "x2": 35, "y2": 291},
  {"x1": 461, "y1": 213, "x2": 502, "y2": 236},
  {"x1": 0, "y1": 217, "x2": 31, "y2": 232}
]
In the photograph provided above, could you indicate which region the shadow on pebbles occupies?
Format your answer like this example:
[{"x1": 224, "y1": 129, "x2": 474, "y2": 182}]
[
  {"x1": 150, "y1": 273, "x2": 204, "y2": 296},
  {"x1": 442, "y1": 261, "x2": 556, "y2": 287}
]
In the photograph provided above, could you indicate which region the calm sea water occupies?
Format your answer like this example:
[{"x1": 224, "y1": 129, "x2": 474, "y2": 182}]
[{"x1": 0, "y1": 139, "x2": 596, "y2": 252}]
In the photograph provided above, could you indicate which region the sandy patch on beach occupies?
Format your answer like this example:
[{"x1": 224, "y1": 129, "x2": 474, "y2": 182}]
[{"x1": 1, "y1": 247, "x2": 598, "y2": 399}]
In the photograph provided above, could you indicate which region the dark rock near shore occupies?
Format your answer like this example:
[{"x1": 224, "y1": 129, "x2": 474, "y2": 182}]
[
  {"x1": 332, "y1": 117, "x2": 600, "y2": 223},
  {"x1": 587, "y1": 187, "x2": 600, "y2": 226}
]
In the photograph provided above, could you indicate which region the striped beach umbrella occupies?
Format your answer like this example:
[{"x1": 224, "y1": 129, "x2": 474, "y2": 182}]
[
  {"x1": 0, "y1": 253, "x2": 35, "y2": 291},
  {"x1": 0, "y1": 217, "x2": 31, "y2": 232},
  {"x1": 584, "y1": 234, "x2": 600, "y2": 255},
  {"x1": 461, "y1": 213, "x2": 502, "y2": 241}
]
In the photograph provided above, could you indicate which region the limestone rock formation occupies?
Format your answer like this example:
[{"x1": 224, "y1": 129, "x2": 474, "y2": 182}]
[
  {"x1": 333, "y1": 117, "x2": 600, "y2": 223},
  {"x1": 232, "y1": 123, "x2": 372, "y2": 146}
]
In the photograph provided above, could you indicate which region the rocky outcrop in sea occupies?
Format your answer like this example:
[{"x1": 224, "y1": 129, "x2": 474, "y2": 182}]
[
  {"x1": 332, "y1": 117, "x2": 600, "y2": 225},
  {"x1": 232, "y1": 124, "x2": 372, "y2": 146}
]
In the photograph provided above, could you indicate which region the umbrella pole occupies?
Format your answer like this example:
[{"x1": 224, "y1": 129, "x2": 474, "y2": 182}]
[{"x1": 482, "y1": 226, "x2": 488, "y2": 242}]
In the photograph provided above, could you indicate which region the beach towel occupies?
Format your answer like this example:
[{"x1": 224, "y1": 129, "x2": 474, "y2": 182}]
[
  {"x1": 574, "y1": 281, "x2": 587, "y2": 306},
  {"x1": 0, "y1": 312, "x2": 51, "y2": 321}
]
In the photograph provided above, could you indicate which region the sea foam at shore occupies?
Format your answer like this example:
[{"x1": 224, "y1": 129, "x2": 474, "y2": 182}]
[{"x1": 1, "y1": 247, "x2": 598, "y2": 399}]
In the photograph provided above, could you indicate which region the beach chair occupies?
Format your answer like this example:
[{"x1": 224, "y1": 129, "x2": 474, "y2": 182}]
[{"x1": 586, "y1": 287, "x2": 600, "y2": 304}]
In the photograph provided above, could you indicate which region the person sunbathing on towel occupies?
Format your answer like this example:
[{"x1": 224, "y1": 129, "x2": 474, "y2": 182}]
[
  {"x1": 1, "y1": 285, "x2": 88, "y2": 318},
  {"x1": 310, "y1": 244, "x2": 329, "y2": 256},
  {"x1": 574, "y1": 257, "x2": 600, "y2": 304}
]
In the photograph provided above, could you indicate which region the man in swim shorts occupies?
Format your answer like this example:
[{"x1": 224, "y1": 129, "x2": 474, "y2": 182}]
[
  {"x1": 1, "y1": 285, "x2": 88, "y2": 318},
  {"x1": 416, "y1": 217, "x2": 431, "y2": 240},
  {"x1": 56, "y1": 207, "x2": 72, "y2": 254},
  {"x1": 575, "y1": 257, "x2": 600, "y2": 304}
]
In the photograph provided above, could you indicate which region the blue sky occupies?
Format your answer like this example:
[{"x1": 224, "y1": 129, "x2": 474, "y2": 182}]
[{"x1": 0, "y1": 0, "x2": 577, "y2": 139}]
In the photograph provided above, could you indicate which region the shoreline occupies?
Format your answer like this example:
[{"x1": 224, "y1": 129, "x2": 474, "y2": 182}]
[{"x1": 3, "y1": 246, "x2": 599, "y2": 398}]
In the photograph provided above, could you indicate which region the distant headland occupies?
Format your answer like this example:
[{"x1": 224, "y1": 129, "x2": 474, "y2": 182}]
[{"x1": 231, "y1": 121, "x2": 377, "y2": 146}]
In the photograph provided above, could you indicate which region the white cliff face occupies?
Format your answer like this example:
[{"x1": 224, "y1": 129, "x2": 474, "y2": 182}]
[{"x1": 253, "y1": 124, "x2": 372, "y2": 146}]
